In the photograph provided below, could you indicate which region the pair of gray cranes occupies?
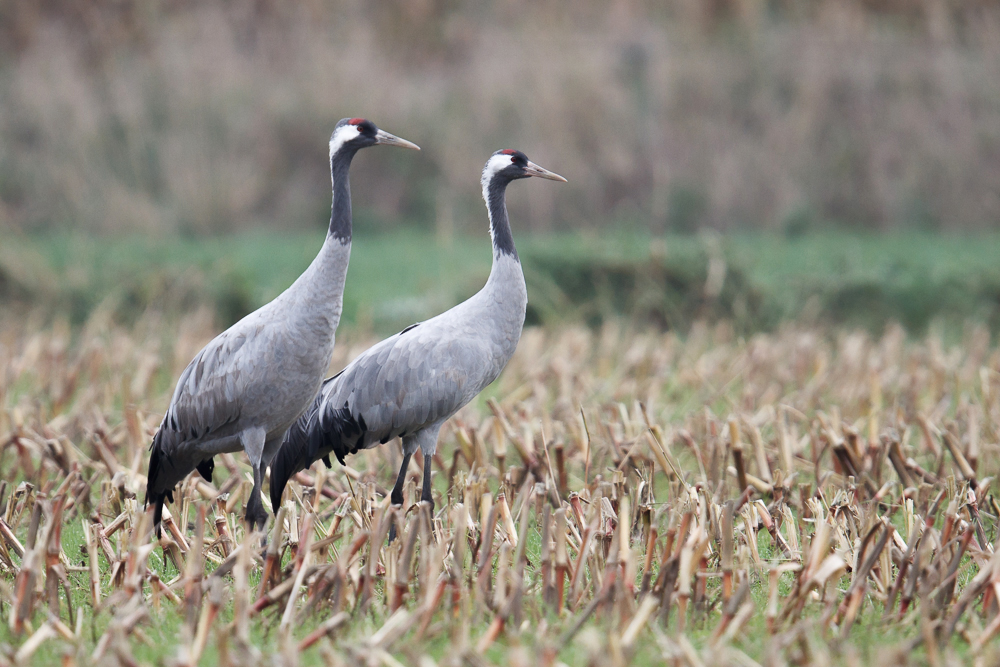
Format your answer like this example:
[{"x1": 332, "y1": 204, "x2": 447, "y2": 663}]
[{"x1": 144, "y1": 117, "x2": 566, "y2": 537}]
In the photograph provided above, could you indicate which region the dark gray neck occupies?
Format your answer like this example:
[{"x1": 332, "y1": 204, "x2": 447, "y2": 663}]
[
  {"x1": 328, "y1": 152, "x2": 355, "y2": 242},
  {"x1": 486, "y1": 178, "x2": 518, "y2": 261}
]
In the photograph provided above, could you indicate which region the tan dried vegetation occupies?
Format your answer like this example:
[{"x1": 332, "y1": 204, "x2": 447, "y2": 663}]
[
  {"x1": 3, "y1": 0, "x2": 1000, "y2": 236},
  {"x1": 0, "y1": 310, "x2": 999, "y2": 665}
]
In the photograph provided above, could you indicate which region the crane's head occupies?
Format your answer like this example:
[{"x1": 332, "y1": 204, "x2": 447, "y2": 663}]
[
  {"x1": 481, "y1": 149, "x2": 567, "y2": 194},
  {"x1": 329, "y1": 118, "x2": 420, "y2": 160}
]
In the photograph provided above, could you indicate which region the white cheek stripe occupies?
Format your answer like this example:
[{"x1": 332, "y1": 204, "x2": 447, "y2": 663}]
[
  {"x1": 329, "y1": 125, "x2": 363, "y2": 160},
  {"x1": 481, "y1": 154, "x2": 515, "y2": 200}
]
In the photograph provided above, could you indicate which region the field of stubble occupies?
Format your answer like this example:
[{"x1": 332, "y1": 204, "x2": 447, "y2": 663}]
[{"x1": 0, "y1": 311, "x2": 998, "y2": 666}]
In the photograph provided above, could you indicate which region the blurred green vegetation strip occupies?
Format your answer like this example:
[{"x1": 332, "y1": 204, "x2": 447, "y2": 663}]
[{"x1": 3, "y1": 230, "x2": 1000, "y2": 335}]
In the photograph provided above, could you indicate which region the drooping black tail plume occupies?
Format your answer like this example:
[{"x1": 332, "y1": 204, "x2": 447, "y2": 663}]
[
  {"x1": 269, "y1": 392, "x2": 363, "y2": 511},
  {"x1": 145, "y1": 425, "x2": 215, "y2": 538},
  {"x1": 145, "y1": 432, "x2": 174, "y2": 538},
  {"x1": 269, "y1": 415, "x2": 318, "y2": 511},
  {"x1": 149, "y1": 489, "x2": 174, "y2": 538},
  {"x1": 196, "y1": 457, "x2": 214, "y2": 482}
]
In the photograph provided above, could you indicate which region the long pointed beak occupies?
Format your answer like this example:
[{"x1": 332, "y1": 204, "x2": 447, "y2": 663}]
[
  {"x1": 374, "y1": 129, "x2": 420, "y2": 150},
  {"x1": 525, "y1": 160, "x2": 567, "y2": 182}
]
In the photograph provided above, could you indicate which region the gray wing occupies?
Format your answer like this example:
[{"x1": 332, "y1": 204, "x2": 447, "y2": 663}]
[
  {"x1": 271, "y1": 322, "x2": 496, "y2": 507},
  {"x1": 322, "y1": 323, "x2": 494, "y2": 446},
  {"x1": 162, "y1": 324, "x2": 263, "y2": 444},
  {"x1": 147, "y1": 321, "x2": 268, "y2": 500}
]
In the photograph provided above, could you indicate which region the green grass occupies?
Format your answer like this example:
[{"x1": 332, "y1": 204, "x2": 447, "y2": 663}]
[
  {"x1": 5, "y1": 229, "x2": 1000, "y2": 337},
  {"x1": 726, "y1": 232, "x2": 1000, "y2": 332}
]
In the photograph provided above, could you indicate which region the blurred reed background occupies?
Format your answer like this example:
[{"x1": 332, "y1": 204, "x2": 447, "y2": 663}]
[{"x1": 2, "y1": 0, "x2": 1000, "y2": 239}]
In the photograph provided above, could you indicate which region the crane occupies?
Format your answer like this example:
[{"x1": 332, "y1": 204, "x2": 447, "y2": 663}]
[
  {"x1": 145, "y1": 118, "x2": 419, "y2": 533},
  {"x1": 270, "y1": 149, "x2": 565, "y2": 528}
]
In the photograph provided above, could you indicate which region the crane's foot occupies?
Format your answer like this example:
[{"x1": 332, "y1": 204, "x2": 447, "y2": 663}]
[
  {"x1": 421, "y1": 452, "x2": 435, "y2": 516},
  {"x1": 246, "y1": 520, "x2": 269, "y2": 552},
  {"x1": 244, "y1": 502, "x2": 269, "y2": 535},
  {"x1": 387, "y1": 450, "x2": 411, "y2": 546},
  {"x1": 420, "y1": 484, "x2": 435, "y2": 517},
  {"x1": 418, "y1": 499, "x2": 438, "y2": 542},
  {"x1": 386, "y1": 503, "x2": 405, "y2": 544}
]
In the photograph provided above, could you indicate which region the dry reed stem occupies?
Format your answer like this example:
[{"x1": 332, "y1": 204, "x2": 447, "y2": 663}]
[{"x1": 2, "y1": 318, "x2": 1000, "y2": 664}]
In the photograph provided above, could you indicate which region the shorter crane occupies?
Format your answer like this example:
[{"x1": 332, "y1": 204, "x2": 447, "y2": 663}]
[{"x1": 270, "y1": 150, "x2": 565, "y2": 526}]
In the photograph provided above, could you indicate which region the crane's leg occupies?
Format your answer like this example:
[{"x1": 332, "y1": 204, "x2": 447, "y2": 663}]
[
  {"x1": 390, "y1": 452, "x2": 412, "y2": 506},
  {"x1": 241, "y1": 427, "x2": 270, "y2": 534},
  {"x1": 387, "y1": 451, "x2": 412, "y2": 543},
  {"x1": 246, "y1": 464, "x2": 269, "y2": 532},
  {"x1": 421, "y1": 453, "x2": 434, "y2": 515}
]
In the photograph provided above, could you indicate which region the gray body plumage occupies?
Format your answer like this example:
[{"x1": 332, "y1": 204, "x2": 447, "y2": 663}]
[
  {"x1": 271, "y1": 149, "x2": 565, "y2": 512},
  {"x1": 146, "y1": 236, "x2": 348, "y2": 497}
]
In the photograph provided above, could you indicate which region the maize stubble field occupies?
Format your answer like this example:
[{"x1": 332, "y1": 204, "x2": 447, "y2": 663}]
[{"x1": 0, "y1": 310, "x2": 998, "y2": 666}]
